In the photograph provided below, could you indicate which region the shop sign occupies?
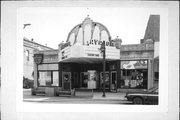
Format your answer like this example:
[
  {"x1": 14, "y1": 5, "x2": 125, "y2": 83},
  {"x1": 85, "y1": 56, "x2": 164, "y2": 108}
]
[
  {"x1": 34, "y1": 54, "x2": 43, "y2": 64},
  {"x1": 121, "y1": 60, "x2": 147, "y2": 69}
]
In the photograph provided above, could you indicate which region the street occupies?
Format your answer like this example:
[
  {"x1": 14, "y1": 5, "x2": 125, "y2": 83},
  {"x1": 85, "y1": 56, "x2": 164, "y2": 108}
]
[{"x1": 23, "y1": 89, "x2": 132, "y2": 104}]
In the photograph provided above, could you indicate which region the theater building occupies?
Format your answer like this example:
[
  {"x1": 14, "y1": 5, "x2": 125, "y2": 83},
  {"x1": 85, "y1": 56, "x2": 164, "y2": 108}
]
[{"x1": 32, "y1": 15, "x2": 159, "y2": 95}]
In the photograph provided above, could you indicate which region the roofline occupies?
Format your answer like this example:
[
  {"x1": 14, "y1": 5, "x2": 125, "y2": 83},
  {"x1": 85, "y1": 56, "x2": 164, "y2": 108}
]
[{"x1": 23, "y1": 38, "x2": 54, "y2": 50}]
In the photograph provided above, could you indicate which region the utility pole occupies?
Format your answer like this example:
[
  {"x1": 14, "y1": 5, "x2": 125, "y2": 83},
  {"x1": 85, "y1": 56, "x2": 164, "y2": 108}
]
[{"x1": 100, "y1": 41, "x2": 106, "y2": 97}]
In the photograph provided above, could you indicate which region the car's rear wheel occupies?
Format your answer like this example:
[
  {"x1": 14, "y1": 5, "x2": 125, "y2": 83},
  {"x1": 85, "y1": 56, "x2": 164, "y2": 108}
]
[{"x1": 133, "y1": 97, "x2": 143, "y2": 104}]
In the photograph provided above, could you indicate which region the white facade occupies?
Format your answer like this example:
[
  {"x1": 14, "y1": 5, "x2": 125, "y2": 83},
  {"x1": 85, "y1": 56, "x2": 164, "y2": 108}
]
[
  {"x1": 23, "y1": 38, "x2": 53, "y2": 80},
  {"x1": 59, "y1": 16, "x2": 121, "y2": 63}
]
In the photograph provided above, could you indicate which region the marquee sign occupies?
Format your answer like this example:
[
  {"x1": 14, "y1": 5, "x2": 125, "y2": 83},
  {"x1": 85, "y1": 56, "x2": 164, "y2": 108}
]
[
  {"x1": 34, "y1": 54, "x2": 43, "y2": 64},
  {"x1": 60, "y1": 39, "x2": 115, "y2": 50},
  {"x1": 58, "y1": 16, "x2": 120, "y2": 62},
  {"x1": 86, "y1": 39, "x2": 114, "y2": 47}
]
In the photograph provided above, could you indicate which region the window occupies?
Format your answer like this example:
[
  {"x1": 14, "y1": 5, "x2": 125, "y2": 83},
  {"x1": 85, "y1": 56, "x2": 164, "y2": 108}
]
[
  {"x1": 154, "y1": 72, "x2": 159, "y2": 81},
  {"x1": 120, "y1": 69, "x2": 147, "y2": 89},
  {"x1": 120, "y1": 60, "x2": 148, "y2": 89},
  {"x1": 52, "y1": 71, "x2": 59, "y2": 86},
  {"x1": 38, "y1": 71, "x2": 59, "y2": 86},
  {"x1": 25, "y1": 50, "x2": 29, "y2": 61}
]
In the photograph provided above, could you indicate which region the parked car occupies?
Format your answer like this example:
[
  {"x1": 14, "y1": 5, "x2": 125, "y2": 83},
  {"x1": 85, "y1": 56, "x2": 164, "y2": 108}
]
[
  {"x1": 23, "y1": 77, "x2": 34, "y2": 89},
  {"x1": 125, "y1": 87, "x2": 158, "y2": 105}
]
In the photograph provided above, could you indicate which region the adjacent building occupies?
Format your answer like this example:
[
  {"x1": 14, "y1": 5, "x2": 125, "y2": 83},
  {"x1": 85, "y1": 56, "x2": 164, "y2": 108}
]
[
  {"x1": 23, "y1": 38, "x2": 54, "y2": 80},
  {"x1": 120, "y1": 15, "x2": 159, "y2": 90}
]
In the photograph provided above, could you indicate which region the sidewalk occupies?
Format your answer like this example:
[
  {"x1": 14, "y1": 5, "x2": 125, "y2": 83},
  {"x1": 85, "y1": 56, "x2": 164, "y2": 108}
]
[{"x1": 23, "y1": 89, "x2": 127, "y2": 102}]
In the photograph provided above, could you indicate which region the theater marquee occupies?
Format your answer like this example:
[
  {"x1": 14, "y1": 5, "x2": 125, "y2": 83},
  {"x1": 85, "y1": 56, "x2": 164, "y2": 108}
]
[{"x1": 58, "y1": 16, "x2": 121, "y2": 62}]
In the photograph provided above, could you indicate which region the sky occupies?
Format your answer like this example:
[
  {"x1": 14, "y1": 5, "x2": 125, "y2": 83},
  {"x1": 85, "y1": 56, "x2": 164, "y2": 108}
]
[{"x1": 22, "y1": 7, "x2": 165, "y2": 49}]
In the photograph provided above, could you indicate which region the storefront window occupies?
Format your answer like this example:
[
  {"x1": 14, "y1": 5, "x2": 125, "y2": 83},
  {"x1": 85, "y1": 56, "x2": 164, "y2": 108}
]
[
  {"x1": 38, "y1": 71, "x2": 59, "y2": 86},
  {"x1": 52, "y1": 71, "x2": 59, "y2": 86},
  {"x1": 120, "y1": 60, "x2": 148, "y2": 89}
]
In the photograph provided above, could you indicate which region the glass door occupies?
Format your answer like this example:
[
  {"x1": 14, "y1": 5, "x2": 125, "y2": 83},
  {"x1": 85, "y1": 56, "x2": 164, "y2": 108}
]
[{"x1": 111, "y1": 71, "x2": 117, "y2": 92}]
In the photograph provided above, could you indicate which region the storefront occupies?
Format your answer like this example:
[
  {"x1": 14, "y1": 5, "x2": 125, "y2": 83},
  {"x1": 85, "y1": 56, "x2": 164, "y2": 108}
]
[
  {"x1": 57, "y1": 16, "x2": 121, "y2": 92},
  {"x1": 58, "y1": 61, "x2": 119, "y2": 91},
  {"x1": 120, "y1": 60, "x2": 148, "y2": 89},
  {"x1": 32, "y1": 16, "x2": 156, "y2": 95}
]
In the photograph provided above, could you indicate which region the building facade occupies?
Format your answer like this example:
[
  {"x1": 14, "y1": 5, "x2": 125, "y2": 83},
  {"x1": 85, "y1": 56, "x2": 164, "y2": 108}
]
[
  {"x1": 32, "y1": 15, "x2": 159, "y2": 95},
  {"x1": 120, "y1": 15, "x2": 159, "y2": 90},
  {"x1": 23, "y1": 38, "x2": 54, "y2": 80}
]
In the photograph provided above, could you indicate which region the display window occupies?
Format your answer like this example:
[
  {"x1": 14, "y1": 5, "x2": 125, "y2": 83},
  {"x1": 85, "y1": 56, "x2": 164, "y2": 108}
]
[
  {"x1": 38, "y1": 71, "x2": 59, "y2": 87},
  {"x1": 120, "y1": 60, "x2": 148, "y2": 89}
]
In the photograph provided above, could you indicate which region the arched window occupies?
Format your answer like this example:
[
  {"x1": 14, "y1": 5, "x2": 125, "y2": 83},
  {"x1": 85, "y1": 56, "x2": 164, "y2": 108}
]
[{"x1": 25, "y1": 50, "x2": 29, "y2": 61}]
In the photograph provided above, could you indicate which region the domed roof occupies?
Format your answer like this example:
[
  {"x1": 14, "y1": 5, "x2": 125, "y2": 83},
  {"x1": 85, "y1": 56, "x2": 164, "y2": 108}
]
[{"x1": 66, "y1": 15, "x2": 111, "y2": 46}]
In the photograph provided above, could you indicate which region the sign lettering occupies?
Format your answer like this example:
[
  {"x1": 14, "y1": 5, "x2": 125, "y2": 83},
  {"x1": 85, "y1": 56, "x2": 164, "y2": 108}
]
[
  {"x1": 87, "y1": 39, "x2": 114, "y2": 47},
  {"x1": 87, "y1": 53, "x2": 99, "y2": 57}
]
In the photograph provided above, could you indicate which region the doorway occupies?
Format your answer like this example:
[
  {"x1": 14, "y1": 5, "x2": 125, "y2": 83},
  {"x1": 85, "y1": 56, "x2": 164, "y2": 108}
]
[
  {"x1": 62, "y1": 72, "x2": 71, "y2": 90},
  {"x1": 111, "y1": 71, "x2": 117, "y2": 92},
  {"x1": 80, "y1": 72, "x2": 88, "y2": 88}
]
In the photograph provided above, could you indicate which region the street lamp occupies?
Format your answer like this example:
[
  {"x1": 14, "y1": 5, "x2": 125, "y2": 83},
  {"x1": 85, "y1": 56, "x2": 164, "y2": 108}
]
[{"x1": 100, "y1": 41, "x2": 106, "y2": 97}]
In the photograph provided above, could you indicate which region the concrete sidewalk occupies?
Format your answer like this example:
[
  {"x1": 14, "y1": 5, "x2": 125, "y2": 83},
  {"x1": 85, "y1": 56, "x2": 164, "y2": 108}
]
[
  {"x1": 92, "y1": 92, "x2": 126, "y2": 100},
  {"x1": 23, "y1": 89, "x2": 127, "y2": 102}
]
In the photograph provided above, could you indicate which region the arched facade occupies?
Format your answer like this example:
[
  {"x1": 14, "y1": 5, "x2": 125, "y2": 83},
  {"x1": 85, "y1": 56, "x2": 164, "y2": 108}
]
[{"x1": 66, "y1": 16, "x2": 111, "y2": 46}]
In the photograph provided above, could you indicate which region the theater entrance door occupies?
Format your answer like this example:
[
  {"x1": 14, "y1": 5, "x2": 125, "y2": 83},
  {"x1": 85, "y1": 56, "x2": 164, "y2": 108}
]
[{"x1": 62, "y1": 72, "x2": 71, "y2": 90}]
